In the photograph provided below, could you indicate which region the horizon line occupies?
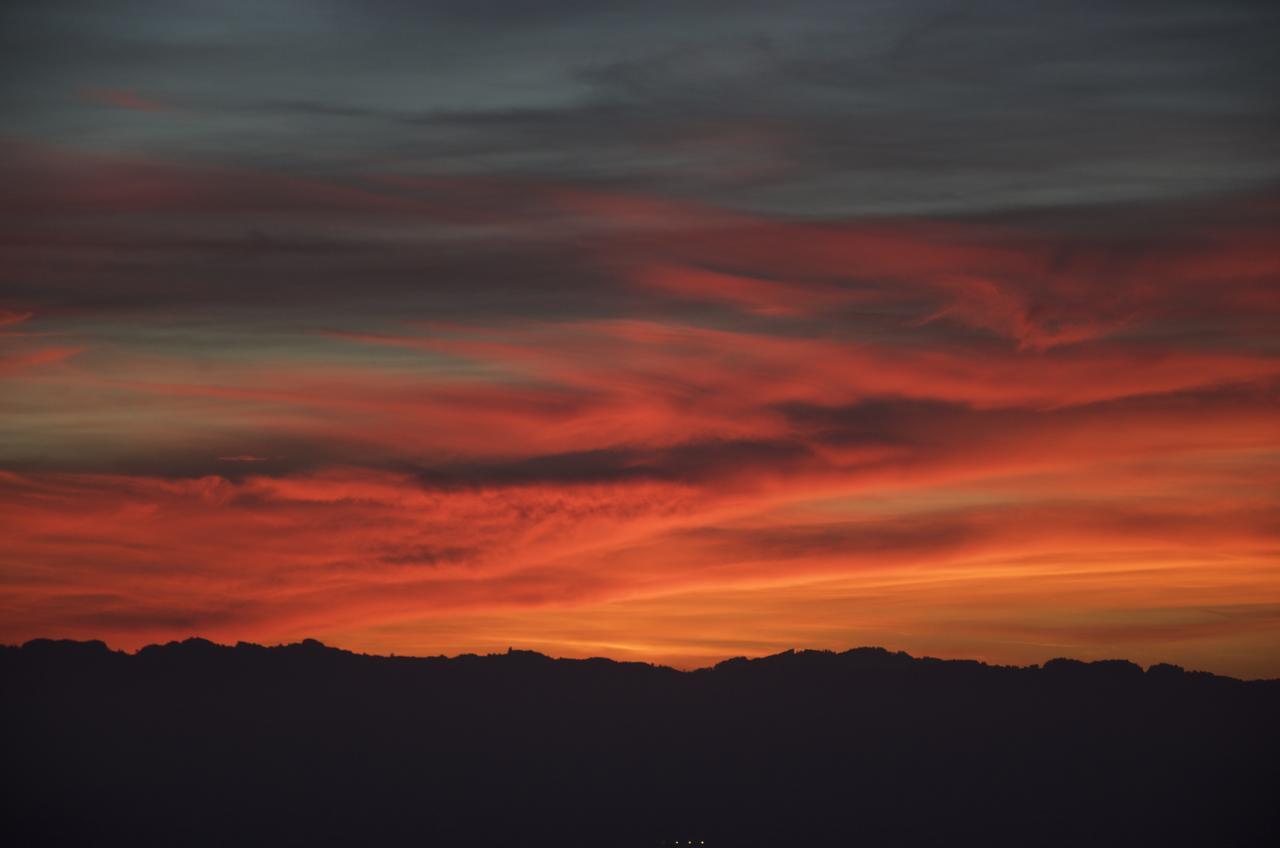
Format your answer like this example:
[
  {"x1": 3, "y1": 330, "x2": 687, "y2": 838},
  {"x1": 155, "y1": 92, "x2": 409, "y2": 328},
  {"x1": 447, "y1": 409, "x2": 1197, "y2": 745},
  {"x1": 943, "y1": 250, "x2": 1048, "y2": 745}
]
[{"x1": 10, "y1": 635, "x2": 1277, "y2": 683}]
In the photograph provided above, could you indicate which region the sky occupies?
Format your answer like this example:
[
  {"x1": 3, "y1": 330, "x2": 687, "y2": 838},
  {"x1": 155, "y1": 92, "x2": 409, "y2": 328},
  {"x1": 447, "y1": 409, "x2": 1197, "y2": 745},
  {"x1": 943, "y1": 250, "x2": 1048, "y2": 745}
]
[{"x1": 1, "y1": 0, "x2": 1278, "y2": 677}]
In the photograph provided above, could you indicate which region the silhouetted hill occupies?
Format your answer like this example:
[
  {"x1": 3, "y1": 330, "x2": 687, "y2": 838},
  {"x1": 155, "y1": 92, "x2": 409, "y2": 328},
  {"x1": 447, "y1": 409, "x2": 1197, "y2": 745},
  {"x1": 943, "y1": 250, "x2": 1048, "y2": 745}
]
[{"x1": 3, "y1": 640, "x2": 1277, "y2": 846}]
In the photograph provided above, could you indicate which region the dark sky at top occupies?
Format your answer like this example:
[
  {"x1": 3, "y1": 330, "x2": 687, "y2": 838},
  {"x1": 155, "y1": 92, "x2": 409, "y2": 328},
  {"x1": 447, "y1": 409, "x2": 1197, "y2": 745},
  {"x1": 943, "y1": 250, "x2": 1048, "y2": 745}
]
[{"x1": 5, "y1": 1, "x2": 1278, "y2": 210}]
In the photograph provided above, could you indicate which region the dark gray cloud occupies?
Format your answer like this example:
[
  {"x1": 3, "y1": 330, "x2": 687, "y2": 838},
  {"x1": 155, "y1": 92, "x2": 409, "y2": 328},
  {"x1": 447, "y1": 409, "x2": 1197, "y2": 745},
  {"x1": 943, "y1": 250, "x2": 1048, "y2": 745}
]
[
  {"x1": 3, "y1": 0, "x2": 1276, "y2": 332},
  {"x1": 407, "y1": 438, "x2": 819, "y2": 490},
  {"x1": 3, "y1": 0, "x2": 1276, "y2": 215}
]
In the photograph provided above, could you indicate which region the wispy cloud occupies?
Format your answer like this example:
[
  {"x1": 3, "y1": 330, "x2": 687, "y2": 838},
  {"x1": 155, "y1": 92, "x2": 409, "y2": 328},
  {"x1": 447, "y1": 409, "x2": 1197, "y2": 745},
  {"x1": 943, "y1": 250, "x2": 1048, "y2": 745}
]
[
  {"x1": 1, "y1": 0, "x2": 1277, "y2": 675},
  {"x1": 80, "y1": 87, "x2": 168, "y2": 113}
]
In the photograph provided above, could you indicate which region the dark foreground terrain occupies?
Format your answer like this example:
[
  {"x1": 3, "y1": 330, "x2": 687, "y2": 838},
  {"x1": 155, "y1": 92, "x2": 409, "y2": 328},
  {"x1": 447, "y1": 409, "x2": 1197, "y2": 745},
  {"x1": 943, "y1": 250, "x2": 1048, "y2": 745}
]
[{"x1": 3, "y1": 639, "x2": 1277, "y2": 847}]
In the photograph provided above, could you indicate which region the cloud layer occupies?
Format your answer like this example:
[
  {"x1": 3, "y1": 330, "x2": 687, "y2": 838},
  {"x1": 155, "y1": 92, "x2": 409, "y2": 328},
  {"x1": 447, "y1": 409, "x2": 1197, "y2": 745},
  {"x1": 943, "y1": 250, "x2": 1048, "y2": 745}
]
[{"x1": 1, "y1": 0, "x2": 1278, "y2": 675}]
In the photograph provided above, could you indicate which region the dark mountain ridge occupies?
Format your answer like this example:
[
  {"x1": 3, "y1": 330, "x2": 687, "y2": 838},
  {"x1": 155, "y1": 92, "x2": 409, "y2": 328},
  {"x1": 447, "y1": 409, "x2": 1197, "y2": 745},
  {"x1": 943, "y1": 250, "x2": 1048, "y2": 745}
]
[{"x1": 4, "y1": 638, "x2": 1277, "y2": 846}]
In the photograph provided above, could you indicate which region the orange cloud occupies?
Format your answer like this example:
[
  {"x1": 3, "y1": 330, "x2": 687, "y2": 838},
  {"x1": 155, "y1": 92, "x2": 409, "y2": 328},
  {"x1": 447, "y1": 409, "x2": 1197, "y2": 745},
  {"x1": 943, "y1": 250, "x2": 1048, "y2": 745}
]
[
  {"x1": 1, "y1": 149, "x2": 1277, "y2": 675},
  {"x1": 1, "y1": 454, "x2": 1276, "y2": 676}
]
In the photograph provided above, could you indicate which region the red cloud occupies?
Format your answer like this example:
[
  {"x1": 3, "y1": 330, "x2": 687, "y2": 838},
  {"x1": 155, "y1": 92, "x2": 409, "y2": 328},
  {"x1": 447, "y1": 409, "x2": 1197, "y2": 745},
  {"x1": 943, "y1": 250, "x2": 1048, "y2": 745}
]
[
  {"x1": 0, "y1": 309, "x2": 34, "y2": 328},
  {"x1": 80, "y1": 88, "x2": 167, "y2": 112},
  {"x1": 0, "y1": 345, "x2": 83, "y2": 373}
]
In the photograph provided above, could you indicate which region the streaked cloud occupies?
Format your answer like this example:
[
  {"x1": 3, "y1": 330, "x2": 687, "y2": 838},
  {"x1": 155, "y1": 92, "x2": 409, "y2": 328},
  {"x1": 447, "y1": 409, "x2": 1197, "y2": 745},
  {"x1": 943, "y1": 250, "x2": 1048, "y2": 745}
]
[{"x1": 1, "y1": 0, "x2": 1277, "y2": 675}]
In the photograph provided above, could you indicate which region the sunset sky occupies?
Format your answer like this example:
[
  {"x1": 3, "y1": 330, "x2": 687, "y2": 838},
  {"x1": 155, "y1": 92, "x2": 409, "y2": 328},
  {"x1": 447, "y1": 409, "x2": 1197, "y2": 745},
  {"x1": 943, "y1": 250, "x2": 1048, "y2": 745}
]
[{"x1": 2, "y1": 0, "x2": 1278, "y2": 677}]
